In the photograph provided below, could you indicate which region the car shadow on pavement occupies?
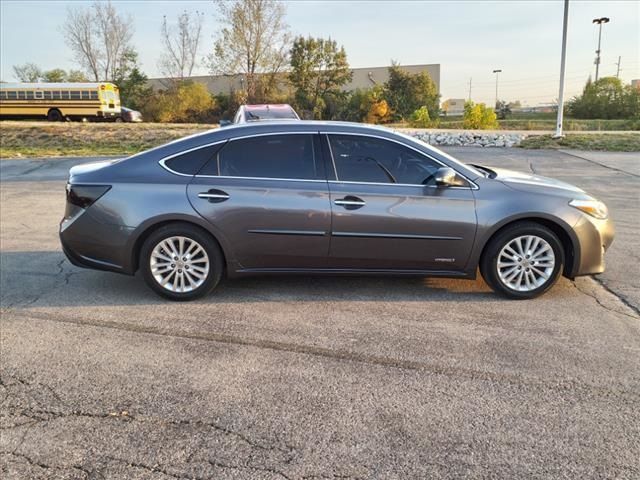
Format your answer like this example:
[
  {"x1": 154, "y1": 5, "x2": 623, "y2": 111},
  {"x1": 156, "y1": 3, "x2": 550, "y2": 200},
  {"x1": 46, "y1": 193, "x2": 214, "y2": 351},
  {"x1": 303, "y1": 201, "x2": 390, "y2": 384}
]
[{"x1": 2, "y1": 251, "x2": 506, "y2": 309}]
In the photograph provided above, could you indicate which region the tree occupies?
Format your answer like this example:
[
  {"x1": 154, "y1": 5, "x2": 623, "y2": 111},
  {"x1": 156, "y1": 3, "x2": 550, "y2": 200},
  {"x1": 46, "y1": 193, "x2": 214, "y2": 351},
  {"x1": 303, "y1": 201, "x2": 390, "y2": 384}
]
[
  {"x1": 42, "y1": 69, "x2": 67, "y2": 82},
  {"x1": 62, "y1": 0, "x2": 134, "y2": 81},
  {"x1": 463, "y1": 101, "x2": 498, "y2": 129},
  {"x1": 495, "y1": 100, "x2": 511, "y2": 120},
  {"x1": 67, "y1": 70, "x2": 89, "y2": 82},
  {"x1": 289, "y1": 36, "x2": 352, "y2": 119},
  {"x1": 288, "y1": 36, "x2": 348, "y2": 116},
  {"x1": 159, "y1": 10, "x2": 204, "y2": 81},
  {"x1": 13, "y1": 63, "x2": 42, "y2": 82},
  {"x1": 208, "y1": 0, "x2": 290, "y2": 102},
  {"x1": 384, "y1": 63, "x2": 439, "y2": 121},
  {"x1": 568, "y1": 77, "x2": 639, "y2": 119},
  {"x1": 113, "y1": 50, "x2": 153, "y2": 110}
]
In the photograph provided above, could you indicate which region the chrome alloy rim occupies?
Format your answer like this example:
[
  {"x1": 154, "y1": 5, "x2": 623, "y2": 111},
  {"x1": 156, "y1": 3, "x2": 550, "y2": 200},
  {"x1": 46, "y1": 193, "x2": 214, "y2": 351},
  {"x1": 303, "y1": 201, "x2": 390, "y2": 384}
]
[
  {"x1": 497, "y1": 235, "x2": 555, "y2": 292},
  {"x1": 150, "y1": 236, "x2": 209, "y2": 293}
]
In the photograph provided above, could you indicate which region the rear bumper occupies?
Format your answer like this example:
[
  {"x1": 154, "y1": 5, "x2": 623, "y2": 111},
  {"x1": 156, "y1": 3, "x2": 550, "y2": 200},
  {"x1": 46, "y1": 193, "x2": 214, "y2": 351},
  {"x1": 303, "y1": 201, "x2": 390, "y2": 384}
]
[
  {"x1": 60, "y1": 207, "x2": 135, "y2": 275},
  {"x1": 572, "y1": 214, "x2": 615, "y2": 277}
]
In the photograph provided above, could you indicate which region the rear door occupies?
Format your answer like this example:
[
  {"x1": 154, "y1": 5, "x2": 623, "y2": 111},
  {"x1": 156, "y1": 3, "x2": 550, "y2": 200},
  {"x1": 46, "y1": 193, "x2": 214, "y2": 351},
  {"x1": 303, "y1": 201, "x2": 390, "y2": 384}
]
[
  {"x1": 187, "y1": 133, "x2": 331, "y2": 270},
  {"x1": 325, "y1": 133, "x2": 477, "y2": 271}
]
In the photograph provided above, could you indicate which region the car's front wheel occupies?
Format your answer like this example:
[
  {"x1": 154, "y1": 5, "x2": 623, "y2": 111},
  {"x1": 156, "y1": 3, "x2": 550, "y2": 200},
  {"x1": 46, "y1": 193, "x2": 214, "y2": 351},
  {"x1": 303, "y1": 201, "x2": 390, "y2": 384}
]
[
  {"x1": 480, "y1": 222, "x2": 564, "y2": 299},
  {"x1": 140, "y1": 223, "x2": 223, "y2": 301}
]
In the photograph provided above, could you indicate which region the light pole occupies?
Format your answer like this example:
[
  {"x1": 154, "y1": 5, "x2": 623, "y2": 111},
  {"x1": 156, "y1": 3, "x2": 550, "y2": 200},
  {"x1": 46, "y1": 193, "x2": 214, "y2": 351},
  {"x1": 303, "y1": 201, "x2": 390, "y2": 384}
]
[
  {"x1": 492, "y1": 69, "x2": 502, "y2": 109},
  {"x1": 593, "y1": 17, "x2": 610, "y2": 82},
  {"x1": 555, "y1": 0, "x2": 570, "y2": 138}
]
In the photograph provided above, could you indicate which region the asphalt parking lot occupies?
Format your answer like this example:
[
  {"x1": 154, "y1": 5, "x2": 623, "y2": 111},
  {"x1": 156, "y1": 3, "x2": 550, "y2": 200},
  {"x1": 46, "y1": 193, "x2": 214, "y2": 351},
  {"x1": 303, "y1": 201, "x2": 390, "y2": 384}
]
[{"x1": 1, "y1": 147, "x2": 639, "y2": 479}]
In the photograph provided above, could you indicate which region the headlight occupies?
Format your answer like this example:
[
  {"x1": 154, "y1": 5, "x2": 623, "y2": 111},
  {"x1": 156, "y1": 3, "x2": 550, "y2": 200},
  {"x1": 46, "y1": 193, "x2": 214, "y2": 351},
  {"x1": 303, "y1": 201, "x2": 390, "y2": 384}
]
[{"x1": 569, "y1": 198, "x2": 608, "y2": 220}]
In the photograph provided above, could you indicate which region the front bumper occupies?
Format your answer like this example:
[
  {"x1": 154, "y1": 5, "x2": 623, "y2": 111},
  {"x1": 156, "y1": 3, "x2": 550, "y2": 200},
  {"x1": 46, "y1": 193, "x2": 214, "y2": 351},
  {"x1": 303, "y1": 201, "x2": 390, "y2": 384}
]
[{"x1": 572, "y1": 214, "x2": 615, "y2": 276}]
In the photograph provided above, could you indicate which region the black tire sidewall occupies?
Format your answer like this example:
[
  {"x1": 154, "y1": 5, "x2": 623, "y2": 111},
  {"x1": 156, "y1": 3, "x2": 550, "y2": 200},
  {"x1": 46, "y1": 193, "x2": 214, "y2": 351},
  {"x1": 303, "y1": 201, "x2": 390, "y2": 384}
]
[
  {"x1": 140, "y1": 224, "x2": 223, "y2": 301},
  {"x1": 481, "y1": 223, "x2": 564, "y2": 299},
  {"x1": 48, "y1": 109, "x2": 62, "y2": 122}
]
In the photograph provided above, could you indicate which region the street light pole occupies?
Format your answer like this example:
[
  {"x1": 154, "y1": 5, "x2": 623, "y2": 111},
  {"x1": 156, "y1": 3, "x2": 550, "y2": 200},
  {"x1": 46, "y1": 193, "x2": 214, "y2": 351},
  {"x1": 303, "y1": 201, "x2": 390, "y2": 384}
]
[
  {"x1": 492, "y1": 69, "x2": 502, "y2": 108},
  {"x1": 593, "y1": 17, "x2": 610, "y2": 82},
  {"x1": 555, "y1": 0, "x2": 570, "y2": 138}
]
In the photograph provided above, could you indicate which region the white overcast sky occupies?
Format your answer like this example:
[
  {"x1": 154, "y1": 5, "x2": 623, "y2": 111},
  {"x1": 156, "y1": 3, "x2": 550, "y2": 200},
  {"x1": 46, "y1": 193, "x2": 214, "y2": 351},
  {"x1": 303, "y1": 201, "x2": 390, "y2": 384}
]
[{"x1": 1, "y1": 0, "x2": 638, "y2": 106}]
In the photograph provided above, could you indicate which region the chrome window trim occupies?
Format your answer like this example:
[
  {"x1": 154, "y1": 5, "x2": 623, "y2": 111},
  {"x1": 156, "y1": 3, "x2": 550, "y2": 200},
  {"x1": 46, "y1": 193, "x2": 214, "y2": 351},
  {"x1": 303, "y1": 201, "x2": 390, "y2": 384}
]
[
  {"x1": 321, "y1": 131, "x2": 479, "y2": 190},
  {"x1": 195, "y1": 174, "x2": 327, "y2": 183},
  {"x1": 158, "y1": 140, "x2": 228, "y2": 177}
]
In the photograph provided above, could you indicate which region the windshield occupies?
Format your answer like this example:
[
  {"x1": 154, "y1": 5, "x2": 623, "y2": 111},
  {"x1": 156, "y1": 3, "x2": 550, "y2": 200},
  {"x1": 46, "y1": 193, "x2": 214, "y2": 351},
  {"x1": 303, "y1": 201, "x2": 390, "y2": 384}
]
[
  {"x1": 244, "y1": 107, "x2": 298, "y2": 121},
  {"x1": 393, "y1": 130, "x2": 484, "y2": 178}
]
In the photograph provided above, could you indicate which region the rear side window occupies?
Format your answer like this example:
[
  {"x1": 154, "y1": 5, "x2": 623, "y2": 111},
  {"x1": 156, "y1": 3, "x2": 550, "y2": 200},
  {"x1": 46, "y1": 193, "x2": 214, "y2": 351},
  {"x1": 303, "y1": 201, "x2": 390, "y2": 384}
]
[
  {"x1": 163, "y1": 144, "x2": 223, "y2": 175},
  {"x1": 215, "y1": 134, "x2": 322, "y2": 180}
]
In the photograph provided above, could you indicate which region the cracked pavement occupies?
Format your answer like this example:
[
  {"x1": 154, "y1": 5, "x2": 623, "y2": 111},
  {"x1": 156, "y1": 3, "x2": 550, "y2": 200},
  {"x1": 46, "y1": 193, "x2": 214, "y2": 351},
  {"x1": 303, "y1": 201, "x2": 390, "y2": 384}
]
[{"x1": 1, "y1": 147, "x2": 639, "y2": 479}]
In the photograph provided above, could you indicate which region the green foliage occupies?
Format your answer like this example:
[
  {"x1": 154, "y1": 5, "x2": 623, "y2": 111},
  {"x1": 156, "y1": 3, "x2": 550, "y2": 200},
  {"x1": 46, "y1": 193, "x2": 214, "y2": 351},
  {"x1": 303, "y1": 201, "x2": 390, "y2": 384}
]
[
  {"x1": 289, "y1": 36, "x2": 353, "y2": 119},
  {"x1": 112, "y1": 50, "x2": 153, "y2": 110},
  {"x1": 519, "y1": 133, "x2": 640, "y2": 152},
  {"x1": 66, "y1": 70, "x2": 89, "y2": 82},
  {"x1": 143, "y1": 82, "x2": 215, "y2": 123},
  {"x1": 495, "y1": 100, "x2": 512, "y2": 120},
  {"x1": 384, "y1": 63, "x2": 440, "y2": 121},
  {"x1": 568, "y1": 77, "x2": 640, "y2": 119},
  {"x1": 42, "y1": 69, "x2": 67, "y2": 82},
  {"x1": 463, "y1": 101, "x2": 498, "y2": 129},
  {"x1": 409, "y1": 106, "x2": 435, "y2": 128}
]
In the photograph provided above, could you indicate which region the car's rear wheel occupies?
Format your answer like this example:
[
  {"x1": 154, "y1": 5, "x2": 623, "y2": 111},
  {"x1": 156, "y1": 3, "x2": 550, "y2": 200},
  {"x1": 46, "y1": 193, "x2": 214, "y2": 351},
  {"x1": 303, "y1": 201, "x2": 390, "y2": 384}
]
[
  {"x1": 140, "y1": 223, "x2": 223, "y2": 301},
  {"x1": 480, "y1": 222, "x2": 564, "y2": 299}
]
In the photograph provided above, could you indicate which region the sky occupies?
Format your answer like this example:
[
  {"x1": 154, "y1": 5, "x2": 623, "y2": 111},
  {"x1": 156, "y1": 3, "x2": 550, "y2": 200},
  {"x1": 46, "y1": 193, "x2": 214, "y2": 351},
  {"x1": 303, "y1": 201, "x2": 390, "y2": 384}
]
[{"x1": 1, "y1": 0, "x2": 638, "y2": 106}]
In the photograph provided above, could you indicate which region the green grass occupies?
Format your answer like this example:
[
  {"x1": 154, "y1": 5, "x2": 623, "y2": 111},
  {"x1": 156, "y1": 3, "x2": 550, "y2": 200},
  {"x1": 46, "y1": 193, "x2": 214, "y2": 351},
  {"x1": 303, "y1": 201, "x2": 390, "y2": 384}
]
[{"x1": 519, "y1": 133, "x2": 640, "y2": 152}]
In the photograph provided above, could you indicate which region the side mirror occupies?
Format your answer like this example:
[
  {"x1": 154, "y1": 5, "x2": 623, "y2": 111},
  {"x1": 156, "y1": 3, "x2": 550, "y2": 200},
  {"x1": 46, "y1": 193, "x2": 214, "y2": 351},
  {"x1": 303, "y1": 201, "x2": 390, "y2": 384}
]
[
  {"x1": 434, "y1": 167, "x2": 458, "y2": 187},
  {"x1": 219, "y1": 119, "x2": 232, "y2": 127}
]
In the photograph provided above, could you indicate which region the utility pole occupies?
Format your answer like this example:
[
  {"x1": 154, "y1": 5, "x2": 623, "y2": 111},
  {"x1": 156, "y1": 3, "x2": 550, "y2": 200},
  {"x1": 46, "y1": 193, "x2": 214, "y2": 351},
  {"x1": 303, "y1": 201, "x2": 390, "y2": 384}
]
[
  {"x1": 593, "y1": 17, "x2": 610, "y2": 82},
  {"x1": 468, "y1": 77, "x2": 472, "y2": 101},
  {"x1": 492, "y1": 69, "x2": 502, "y2": 109},
  {"x1": 615, "y1": 56, "x2": 621, "y2": 78},
  {"x1": 555, "y1": 0, "x2": 570, "y2": 138}
]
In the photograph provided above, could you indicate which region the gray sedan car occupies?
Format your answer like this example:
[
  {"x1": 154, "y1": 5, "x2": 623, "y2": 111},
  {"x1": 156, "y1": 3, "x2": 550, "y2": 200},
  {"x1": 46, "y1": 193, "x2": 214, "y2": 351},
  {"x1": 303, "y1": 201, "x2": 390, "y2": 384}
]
[{"x1": 60, "y1": 121, "x2": 614, "y2": 300}]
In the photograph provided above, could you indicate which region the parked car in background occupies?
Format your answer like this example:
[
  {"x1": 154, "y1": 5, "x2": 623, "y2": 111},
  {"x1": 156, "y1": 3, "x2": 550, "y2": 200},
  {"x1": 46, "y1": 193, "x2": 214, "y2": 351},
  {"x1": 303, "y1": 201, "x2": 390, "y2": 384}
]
[
  {"x1": 116, "y1": 106, "x2": 143, "y2": 123},
  {"x1": 220, "y1": 104, "x2": 300, "y2": 126},
  {"x1": 60, "y1": 121, "x2": 614, "y2": 301}
]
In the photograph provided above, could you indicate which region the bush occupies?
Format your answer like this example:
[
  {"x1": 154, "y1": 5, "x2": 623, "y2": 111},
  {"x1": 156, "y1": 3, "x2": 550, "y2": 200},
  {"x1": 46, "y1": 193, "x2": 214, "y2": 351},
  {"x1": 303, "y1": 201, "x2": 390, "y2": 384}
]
[
  {"x1": 143, "y1": 82, "x2": 215, "y2": 123},
  {"x1": 568, "y1": 77, "x2": 640, "y2": 120},
  {"x1": 463, "y1": 101, "x2": 498, "y2": 129},
  {"x1": 384, "y1": 64, "x2": 440, "y2": 121},
  {"x1": 409, "y1": 106, "x2": 435, "y2": 128}
]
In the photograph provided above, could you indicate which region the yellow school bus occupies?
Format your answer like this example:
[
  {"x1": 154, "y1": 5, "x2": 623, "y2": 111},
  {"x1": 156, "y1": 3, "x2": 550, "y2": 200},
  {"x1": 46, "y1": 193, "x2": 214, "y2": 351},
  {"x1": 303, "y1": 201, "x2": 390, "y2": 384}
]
[{"x1": 0, "y1": 82, "x2": 121, "y2": 121}]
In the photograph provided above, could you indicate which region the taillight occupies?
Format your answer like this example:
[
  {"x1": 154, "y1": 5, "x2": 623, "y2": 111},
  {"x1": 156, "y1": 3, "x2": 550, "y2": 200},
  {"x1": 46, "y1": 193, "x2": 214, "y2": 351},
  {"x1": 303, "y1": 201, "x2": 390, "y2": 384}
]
[{"x1": 66, "y1": 184, "x2": 111, "y2": 209}]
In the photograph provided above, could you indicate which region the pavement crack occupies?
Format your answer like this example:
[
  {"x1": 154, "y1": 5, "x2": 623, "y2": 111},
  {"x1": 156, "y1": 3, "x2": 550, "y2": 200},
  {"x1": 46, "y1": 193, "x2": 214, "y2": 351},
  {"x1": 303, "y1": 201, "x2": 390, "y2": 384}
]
[
  {"x1": 559, "y1": 150, "x2": 640, "y2": 178},
  {"x1": 572, "y1": 279, "x2": 639, "y2": 320},
  {"x1": 592, "y1": 276, "x2": 640, "y2": 317},
  {"x1": 0, "y1": 451, "x2": 94, "y2": 478}
]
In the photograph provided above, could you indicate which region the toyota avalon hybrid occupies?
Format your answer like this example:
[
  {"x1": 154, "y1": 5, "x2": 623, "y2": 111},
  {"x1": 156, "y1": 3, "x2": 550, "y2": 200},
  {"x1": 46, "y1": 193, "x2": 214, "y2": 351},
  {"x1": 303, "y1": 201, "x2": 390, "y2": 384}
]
[{"x1": 60, "y1": 121, "x2": 614, "y2": 300}]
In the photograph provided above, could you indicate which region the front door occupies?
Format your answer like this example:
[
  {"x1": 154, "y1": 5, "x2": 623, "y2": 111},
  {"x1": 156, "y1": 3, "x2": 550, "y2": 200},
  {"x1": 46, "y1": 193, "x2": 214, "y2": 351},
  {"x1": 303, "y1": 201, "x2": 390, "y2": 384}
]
[
  {"x1": 188, "y1": 133, "x2": 331, "y2": 270},
  {"x1": 325, "y1": 134, "x2": 477, "y2": 271}
]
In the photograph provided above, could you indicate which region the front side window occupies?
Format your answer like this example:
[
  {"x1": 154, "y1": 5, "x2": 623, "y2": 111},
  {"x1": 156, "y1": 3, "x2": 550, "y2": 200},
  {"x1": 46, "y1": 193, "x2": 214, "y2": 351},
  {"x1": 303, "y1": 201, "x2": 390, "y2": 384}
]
[
  {"x1": 328, "y1": 134, "x2": 443, "y2": 185},
  {"x1": 217, "y1": 134, "x2": 322, "y2": 180}
]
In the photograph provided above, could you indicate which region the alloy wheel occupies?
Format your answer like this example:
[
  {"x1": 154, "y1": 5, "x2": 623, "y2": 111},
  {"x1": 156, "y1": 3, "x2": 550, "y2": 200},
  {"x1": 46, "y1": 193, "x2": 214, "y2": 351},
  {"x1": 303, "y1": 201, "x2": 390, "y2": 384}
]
[
  {"x1": 150, "y1": 236, "x2": 210, "y2": 293},
  {"x1": 496, "y1": 235, "x2": 556, "y2": 292}
]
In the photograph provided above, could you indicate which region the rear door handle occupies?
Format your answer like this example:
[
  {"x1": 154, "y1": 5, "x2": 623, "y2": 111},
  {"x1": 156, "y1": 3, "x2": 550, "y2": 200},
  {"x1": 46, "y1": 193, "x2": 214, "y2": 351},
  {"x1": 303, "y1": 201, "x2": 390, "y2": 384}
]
[
  {"x1": 198, "y1": 189, "x2": 229, "y2": 203},
  {"x1": 334, "y1": 196, "x2": 366, "y2": 210}
]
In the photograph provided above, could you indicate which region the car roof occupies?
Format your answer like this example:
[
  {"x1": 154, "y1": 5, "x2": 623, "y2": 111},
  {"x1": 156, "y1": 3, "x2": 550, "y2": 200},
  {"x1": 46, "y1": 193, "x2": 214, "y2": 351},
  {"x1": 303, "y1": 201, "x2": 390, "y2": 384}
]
[{"x1": 242, "y1": 104, "x2": 294, "y2": 110}]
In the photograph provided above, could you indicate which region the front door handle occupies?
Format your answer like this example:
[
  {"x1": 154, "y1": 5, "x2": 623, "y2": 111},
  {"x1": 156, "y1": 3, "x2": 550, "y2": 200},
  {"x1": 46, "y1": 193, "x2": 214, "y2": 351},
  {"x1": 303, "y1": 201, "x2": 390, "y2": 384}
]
[
  {"x1": 334, "y1": 195, "x2": 366, "y2": 210},
  {"x1": 198, "y1": 189, "x2": 229, "y2": 203}
]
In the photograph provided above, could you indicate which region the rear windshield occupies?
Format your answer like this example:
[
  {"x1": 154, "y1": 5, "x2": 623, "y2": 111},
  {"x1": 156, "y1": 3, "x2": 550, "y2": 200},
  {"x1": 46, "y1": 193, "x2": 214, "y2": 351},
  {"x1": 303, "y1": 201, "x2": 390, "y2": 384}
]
[{"x1": 244, "y1": 107, "x2": 297, "y2": 121}]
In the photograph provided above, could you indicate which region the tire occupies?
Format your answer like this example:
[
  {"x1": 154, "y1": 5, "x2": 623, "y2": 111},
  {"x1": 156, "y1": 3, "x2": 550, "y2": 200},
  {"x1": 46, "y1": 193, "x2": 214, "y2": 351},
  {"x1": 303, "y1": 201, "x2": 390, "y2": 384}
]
[
  {"x1": 47, "y1": 109, "x2": 63, "y2": 122},
  {"x1": 114, "y1": 117, "x2": 124, "y2": 123},
  {"x1": 140, "y1": 223, "x2": 224, "y2": 301},
  {"x1": 480, "y1": 222, "x2": 564, "y2": 300}
]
